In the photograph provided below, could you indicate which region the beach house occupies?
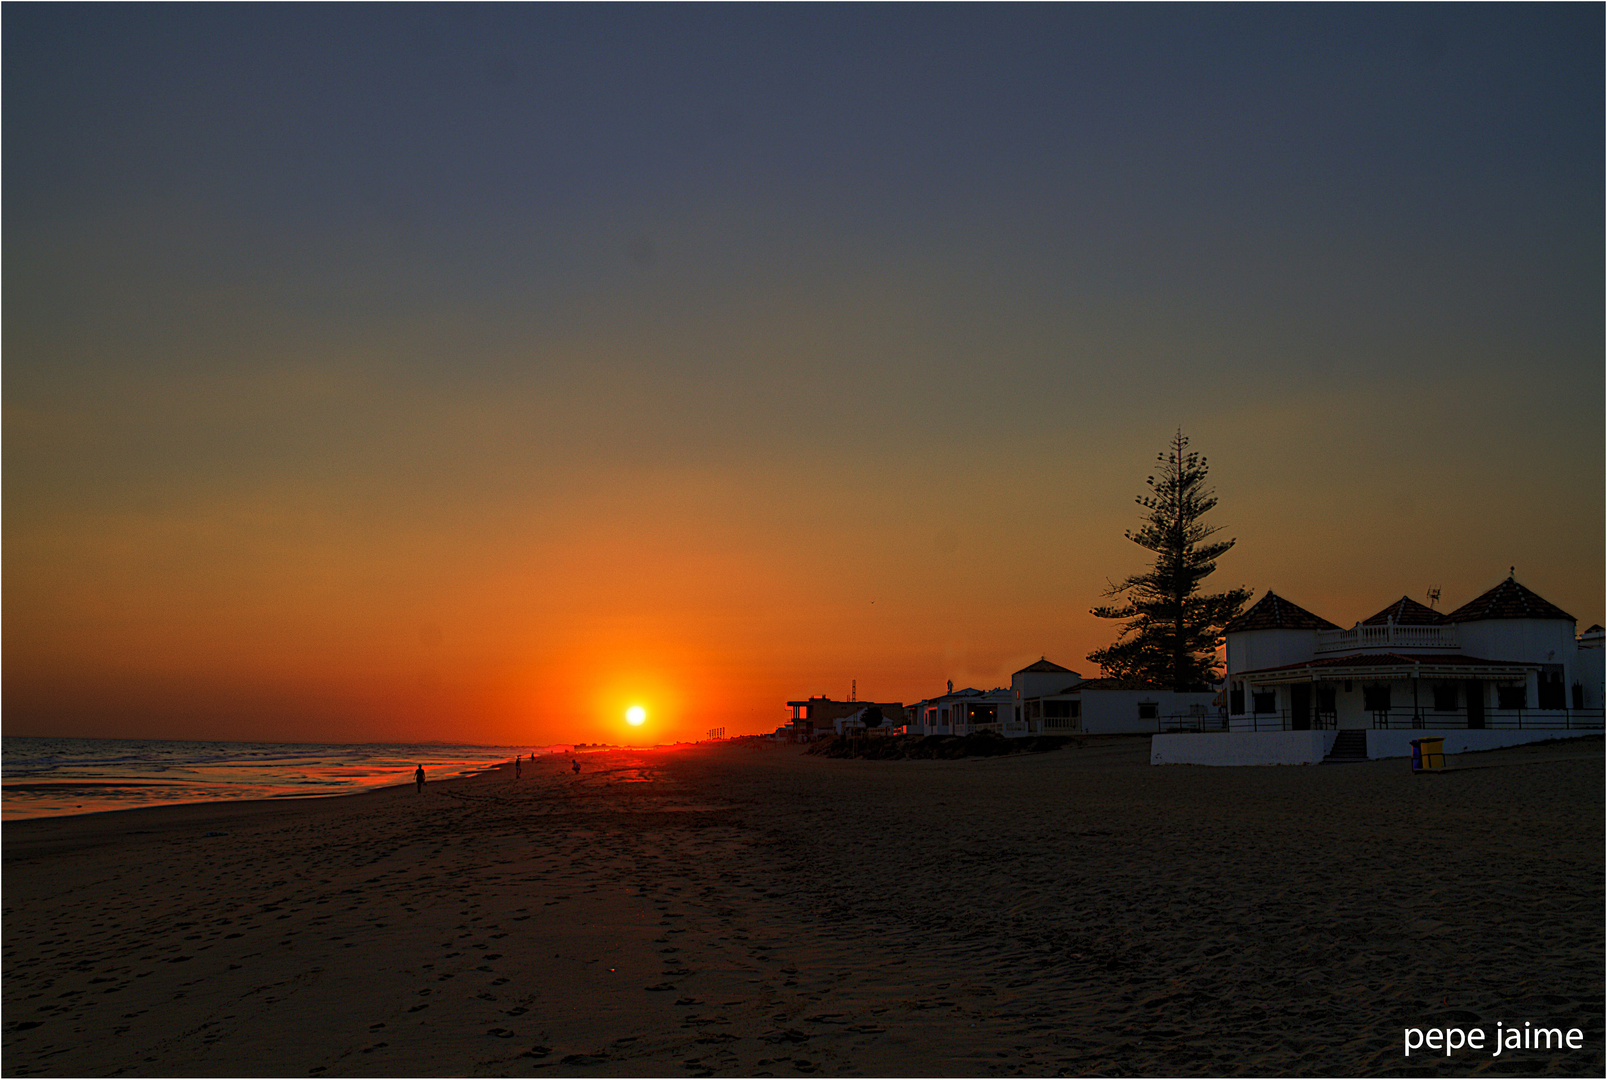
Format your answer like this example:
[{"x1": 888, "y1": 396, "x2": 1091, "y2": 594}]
[
  {"x1": 904, "y1": 659, "x2": 1219, "y2": 737},
  {"x1": 907, "y1": 686, "x2": 1017, "y2": 736},
  {"x1": 1154, "y1": 573, "x2": 1604, "y2": 765},
  {"x1": 1011, "y1": 658, "x2": 1219, "y2": 735}
]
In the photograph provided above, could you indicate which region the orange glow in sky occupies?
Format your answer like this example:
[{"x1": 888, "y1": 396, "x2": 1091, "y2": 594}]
[{"x1": 5, "y1": 9, "x2": 1600, "y2": 748}]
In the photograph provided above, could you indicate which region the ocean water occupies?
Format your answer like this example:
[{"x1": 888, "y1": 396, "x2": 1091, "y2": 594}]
[{"x1": 1, "y1": 737, "x2": 568, "y2": 821}]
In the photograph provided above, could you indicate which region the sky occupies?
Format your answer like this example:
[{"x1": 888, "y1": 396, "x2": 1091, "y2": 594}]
[{"x1": 5, "y1": 6, "x2": 1602, "y2": 746}]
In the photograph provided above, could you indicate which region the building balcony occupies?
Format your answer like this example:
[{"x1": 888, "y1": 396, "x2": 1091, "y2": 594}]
[{"x1": 1314, "y1": 623, "x2": 1460, "y2": 654}]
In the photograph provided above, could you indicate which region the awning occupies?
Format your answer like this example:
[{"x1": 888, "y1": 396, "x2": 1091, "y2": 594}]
[{"x1": 1237, "y1": 653, "x2": 1534, "y2": 685}]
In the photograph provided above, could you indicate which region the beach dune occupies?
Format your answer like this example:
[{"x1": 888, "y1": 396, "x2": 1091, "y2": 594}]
[{"x1": 4, "y1": 737, "x2": 1602, "y2": 1076}]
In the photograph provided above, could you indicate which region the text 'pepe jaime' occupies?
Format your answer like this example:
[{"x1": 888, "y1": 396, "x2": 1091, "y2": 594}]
[{"x1": 1404, "y1": 1021, "x2": 1585, "y2": 1057}]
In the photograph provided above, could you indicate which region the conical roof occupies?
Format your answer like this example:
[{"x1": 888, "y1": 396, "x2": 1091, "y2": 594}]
[
  {"x1": 1224, "y1": 591, "x2": 1339, "y2": 633},
  {"x1": 1361, "y1": 596, "x2": 1449, "y2": 626},
  {"x1": 1013, "y1": 657, "x2": 1075, "y2": 675},
  {"x1": 1446, "y1": 576, "x2": 1574, "y2": 623}
]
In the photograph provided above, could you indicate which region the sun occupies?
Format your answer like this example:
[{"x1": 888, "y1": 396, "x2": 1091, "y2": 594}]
[{"x1": 625, "y1": 705, "x2": 647, "y2": 726}]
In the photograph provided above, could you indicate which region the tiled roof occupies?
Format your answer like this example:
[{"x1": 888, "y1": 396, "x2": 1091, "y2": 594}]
[
  {"x1": 1446, "y1": 576, "x2": 1575, "y2": 624},
  {"x1": 1224, "y1": 591, "x2": 1339, "y2": 633},
  {"x1": 1361, "y1": 596, "x2": 1449, "y2": 626},
  {"x1": 1013, "y1": 657, "x2": 1075, "y2": 675}
]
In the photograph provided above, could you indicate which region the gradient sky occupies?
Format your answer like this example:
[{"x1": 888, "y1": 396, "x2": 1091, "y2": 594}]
[{"x1": 6, "y1": 6, "x2": 1602, "y2": 746}]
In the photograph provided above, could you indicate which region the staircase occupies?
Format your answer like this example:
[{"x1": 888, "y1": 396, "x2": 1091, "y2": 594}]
[{"x1": 1323, "y1": 730, "x2": 1369, "y2": 763}]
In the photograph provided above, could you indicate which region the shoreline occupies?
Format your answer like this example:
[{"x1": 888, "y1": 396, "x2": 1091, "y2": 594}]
[
  {"x1": 0, "y1": 745, "x2": 535, "y2": 824},
  {"x1": 2, "y1": 759, "x2": 520, "y2": 854}
]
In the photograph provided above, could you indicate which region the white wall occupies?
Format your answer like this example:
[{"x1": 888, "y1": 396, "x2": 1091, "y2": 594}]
[
  {"x1": 1011, "y1": 668, "x2": 1081, "y2": 702},
  {"x1": 1153, "y1": 727, "x2": 1598, "y2": 765},
  {"x1": 1226, "y1": 628, "x2": 1321, "y2": 676},
  {"x1": 1455, "y1": 618, "x2": 1575, "y2": 681},
  {"x1": 1363, "y1": 728, "x2": 1596, "y2": 758},
  {"x1": 1083, "y1": 689, "x2": 1217, "y2": 734},
  {"x1": 1152, "y1": 730, "x2": 1336, "y2": 765},
  {"x1": 1577, "y1": 639, "x2": 1604, "y2": 709}
]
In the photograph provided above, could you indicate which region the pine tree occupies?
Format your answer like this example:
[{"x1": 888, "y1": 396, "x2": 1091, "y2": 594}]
[{"x1": 1087, "y1": 431, "x2": 1249, "y2": 691}]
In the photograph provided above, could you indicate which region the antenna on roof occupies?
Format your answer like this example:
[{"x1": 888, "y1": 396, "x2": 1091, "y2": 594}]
[
  {"x1": 1426, "y1": 587, "x2": 1440, "y2": 610},
  {"x1": 850, "y1": 679, "x2": 856, "y2": 702},
  {"x1": 1510, "y1": 566, "x2": 1515, "y2": 579}
]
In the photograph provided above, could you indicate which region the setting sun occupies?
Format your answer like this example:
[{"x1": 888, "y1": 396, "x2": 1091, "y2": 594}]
[{"x1": 625, "y1": 706, "x2": 647, "y2": 726}]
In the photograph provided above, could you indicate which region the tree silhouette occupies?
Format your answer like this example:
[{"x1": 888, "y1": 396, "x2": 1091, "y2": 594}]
[{"x1": 1087, "y1": 431, "x2": 1249, "y2": 691}]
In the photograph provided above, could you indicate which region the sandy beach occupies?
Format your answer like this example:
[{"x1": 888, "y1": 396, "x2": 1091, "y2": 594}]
[{"x1": 4, "y1": 737, "x2": 1602, "y2": 1077}]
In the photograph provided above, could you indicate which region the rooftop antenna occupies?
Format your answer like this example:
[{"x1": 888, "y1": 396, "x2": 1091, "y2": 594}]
[
  {"x1": 1426, "y1": 587, "x2": 1441, "y2": 610},
  {"x1": 850, "y1": 679, "x2": 856, "y2": 702}
]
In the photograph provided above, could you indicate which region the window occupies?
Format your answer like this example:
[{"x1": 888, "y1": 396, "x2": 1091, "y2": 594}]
[
  {"x1": 1137, "y1": 702, "x2": 1159, "y2": 720},
  {"x1": 967, "y1": 704, "x2": 997, "y2": 725},
  {"x1": 1363, "y1": 685, "x2": 1391, "y2": 712},
  {"x1": 1537, "y1": 666, "x2": 1565, "y2": 710},
  {"x1": 1496, "y1": 685, "x2": 1526, "y2": 710},
  {"x1": 1317, "y1": 685, "x2": 1337, "y2": 714},
  {"x1": 1230, "y1": 684, "x2": 1245, "y2": 714},
  {"x1": 1432, "y1": 683, "x2": 1458, "y2": 712},
  {"x1": 1252, "y1": 691, "x2": 1276, "y2": 714},
  {"x1": 1045, "y1": 700, "x2": 1079, "y2": 719},
  {"x1": 939, "y1": 707, "x2": 949, "y2": 725}
]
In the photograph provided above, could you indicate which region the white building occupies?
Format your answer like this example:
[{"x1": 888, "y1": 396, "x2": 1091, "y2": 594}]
[
  {"x1": 1224, "y1": 576, "x2": 1599, "y2": 732},
  {"x1": 1011, "y1": 657, "x2": 1219, "y2": 735},
  {"x1": 1155, "y1": 574, "x2": 1603, "y2": 765},
  {"x1": 908, "y1": 686, "x2": 1017, "y2": 736},
  {"x1": 904, "y1": 658, "x2": 1220, "y2": 738}
]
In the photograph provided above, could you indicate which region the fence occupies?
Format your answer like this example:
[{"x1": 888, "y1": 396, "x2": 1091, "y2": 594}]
[
  {"x1": 1154, "y1": 713, "x2": 1231, "y2": 733},
  {"x1": 1225, "y1": 708, "x2": 1605, "y2": 732}
]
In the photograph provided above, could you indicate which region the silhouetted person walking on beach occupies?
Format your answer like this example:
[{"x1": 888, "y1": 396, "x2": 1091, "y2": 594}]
[
  {"x1": 571, "y1": 758, "x2": 581, "y2": 775},
  {"x1": 415, "y1": 765, "x2": 425, "y2": 793},
  {"x1": 515, "y1": 755, "x2": 521, "y2": 779}
]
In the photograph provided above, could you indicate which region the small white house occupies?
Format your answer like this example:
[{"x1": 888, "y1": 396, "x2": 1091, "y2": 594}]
[
  {"x1": 908, "y1": 687, "x2": 1017, "y2": 736},
  {"x1": 1005, "y1": 658, "x2": 1219, "y2": 735}
]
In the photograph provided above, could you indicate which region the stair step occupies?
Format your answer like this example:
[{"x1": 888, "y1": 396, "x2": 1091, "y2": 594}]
[{"x1": 1324, "y1": 731, "x2": 1369, "y2": 763}]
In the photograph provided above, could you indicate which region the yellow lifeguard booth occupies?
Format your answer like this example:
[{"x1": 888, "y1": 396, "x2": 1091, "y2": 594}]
[{"x1": 1409, "y1": 737, "x2": 1446, "y2": 772}]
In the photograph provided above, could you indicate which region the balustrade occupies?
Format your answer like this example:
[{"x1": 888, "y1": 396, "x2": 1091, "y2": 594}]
[{"x1": 1315, "y1": 623, "x2": 1461, "y2": 654}]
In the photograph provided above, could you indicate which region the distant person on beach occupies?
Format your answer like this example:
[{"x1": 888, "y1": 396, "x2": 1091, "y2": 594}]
[
  {"x1": 571, "y1": 758, "x2": 581, "y2": 774},
  {"x1": 515, "y1": 755, "x2": 521, "y2": 779},
  {"x1": 415, "y1": 765, "x2": 425, "y2": 792}
]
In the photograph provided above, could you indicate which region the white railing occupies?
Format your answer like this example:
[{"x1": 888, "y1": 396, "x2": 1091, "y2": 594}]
[{"x1": 1316, "y1": 623, "x2": 1460, "y2": 654}]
